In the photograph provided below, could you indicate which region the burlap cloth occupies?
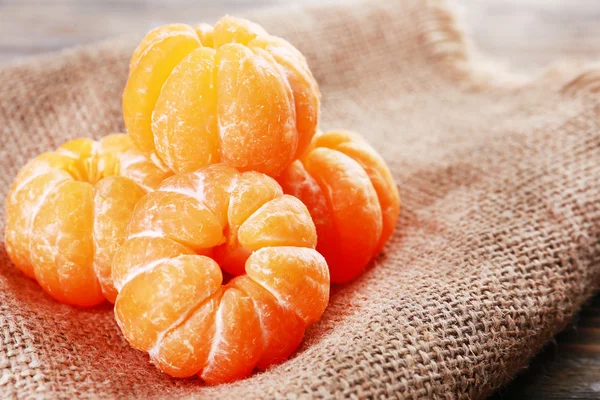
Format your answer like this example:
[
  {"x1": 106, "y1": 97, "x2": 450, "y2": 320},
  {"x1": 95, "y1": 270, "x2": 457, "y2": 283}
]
[{"x1": 1, "y1": 0, "x2": 599, "y2": 398}]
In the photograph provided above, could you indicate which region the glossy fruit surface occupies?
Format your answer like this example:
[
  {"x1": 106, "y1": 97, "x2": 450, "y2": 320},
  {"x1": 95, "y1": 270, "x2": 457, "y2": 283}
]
[
  {"x1": 5, "y1": 134, "x2": 171, "y2": 306},
  {"x1": 112, "y1": 164, "x2": 330, "y2": 384},
  {"x1": 123, "y1": 16, "x2": 320, "y2": 177},
  {"x1": 278, "y1": 130, "x2": 400, "y2": 283}
]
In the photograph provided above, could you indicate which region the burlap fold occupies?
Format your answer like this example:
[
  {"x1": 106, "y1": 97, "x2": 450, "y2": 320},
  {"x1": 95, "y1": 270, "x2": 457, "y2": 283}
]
[{"x1": 1, "y1": 0, "x2": 599, "y2": 398}]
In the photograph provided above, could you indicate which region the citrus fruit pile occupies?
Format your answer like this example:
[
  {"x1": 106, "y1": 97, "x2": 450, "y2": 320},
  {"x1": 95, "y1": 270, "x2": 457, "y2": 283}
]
[
  {"x1": 4, "y1": 16, "x2": 399, "y2": 384},
  {"x1": 113, "y1": 164, "x2": 329, "y2": 383}
]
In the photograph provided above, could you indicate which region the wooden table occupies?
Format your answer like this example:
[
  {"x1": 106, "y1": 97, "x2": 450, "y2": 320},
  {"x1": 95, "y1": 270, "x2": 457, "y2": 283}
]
[{"x1": 1, "y1": 1, "x2": 599, "y2": 398}]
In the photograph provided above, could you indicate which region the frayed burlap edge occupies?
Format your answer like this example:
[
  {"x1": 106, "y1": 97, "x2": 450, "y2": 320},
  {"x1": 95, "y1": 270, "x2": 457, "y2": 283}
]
[{"x1": 423, "y1": 0, "x2": 600, "y2": 97}]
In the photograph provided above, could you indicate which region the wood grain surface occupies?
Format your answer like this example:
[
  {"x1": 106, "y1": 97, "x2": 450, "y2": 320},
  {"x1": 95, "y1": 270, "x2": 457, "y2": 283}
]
[{"x1": 0, "y1": 0, "x2": 599, "y2": 398}]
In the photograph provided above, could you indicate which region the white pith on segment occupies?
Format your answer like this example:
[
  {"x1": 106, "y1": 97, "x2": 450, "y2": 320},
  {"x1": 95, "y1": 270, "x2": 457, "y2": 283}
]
[
  {"x1": 128, "y1": 16, "x2": 318, "y2": 178},
  {"x1": 114, "y1": 166, "x2": 328, "y2": 379},
  {"x1": 6, "y1": 134, "x2": 164, "y2": 305}
]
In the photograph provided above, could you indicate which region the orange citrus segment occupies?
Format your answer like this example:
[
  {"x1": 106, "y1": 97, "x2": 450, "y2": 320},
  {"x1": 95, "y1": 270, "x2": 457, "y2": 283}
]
[
  {"x1": 216, "y1": 43, "x2": 297, "y2": 176},
  {"x1": 126, "y1": 191, "x2": 224, "y2": 251},
  {"x1": 200, "y1": 287, "x2": 262, "y2": 385},
  {"x1": 249, "y1": 35, "x2": 319, "y2": 159},
  {"x1": 246, "y1": 246, "x2": 329, "y2": 325},
  {"x1": 193, "y1": 23, "x2": 214, "y2": 48},
  {"x1": 304, "y1": 147, "x2": 382, "y2": 282},
  {"x1": 157, "y1": 165, "x2": 236, "y2": 228},
  {"x1": 276, "y1": 160, "x2": 339, "y2": 270},
  {"x1": 238, "y1": 195, "x2": 317, "y2": 251},
  {"x1": 92, "y1": 176, "x2": 147, "y2": 302},
  {"x1": 29, "y1": 180, "x2": 103, "y2": 307},
  {"x1": 97, "y1": 132, "x2": 132, "y2": 153},
  {"x1": 5, "y1": 168, "x2": 72, "y2": 278},
  {"x1": 57, "y1": 137, "x2": 95, "y2": 158},
  {"x1": 115, "y1": 255, "x2": 222, "y2": 351},
  {"x1": 152, "y1": 47, "x2": 220, "y2": 173},
  {"x1": 230, "y1": 275, "x2": 305, "y2": 370},
  {"x1": 227, "y1": 171, "x2": 283, "y2": 228},
  {"x1": 322, "y1": 133, "x2": 400, "y2": 253},
  {"x1": 123, "y1": 24, "x2": 201, "y2": 157},
  {"x1": 212, "y1": 171, "x2": 283, "y2": 276},
  {"x1": 111, "y1": 236, "x2": 195, "y2": 291},
  {"x1": 129, "y1": 23, "x2": 197, "y2": 75},
  {"x1": 211, "y1": 16, "x2": 267, "y2": 48},
  {"x1": 150, "y1": 291, "x2": 221, "y2": 378}
]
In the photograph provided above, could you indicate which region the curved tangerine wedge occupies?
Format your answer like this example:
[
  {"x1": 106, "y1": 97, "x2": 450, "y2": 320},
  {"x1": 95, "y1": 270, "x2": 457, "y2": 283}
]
[
  {"x1": 123, "y1": 16, "x2": 320, "y2": 177},
  {"x1": 112, "y1": 164, "x2": 330, "y2": 384},
  {"x1": 277, "y1": 130, "x2": 401, "y2": 283},
  {"x1": 4, "y1": 134, "x2": 171, "y2": 306}
]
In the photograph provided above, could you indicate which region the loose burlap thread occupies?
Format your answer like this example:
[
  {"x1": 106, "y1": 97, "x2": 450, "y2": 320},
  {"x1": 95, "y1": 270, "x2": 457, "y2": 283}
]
[{"x1": 1, "y1": 0, "x2": 599, "y2": 398}]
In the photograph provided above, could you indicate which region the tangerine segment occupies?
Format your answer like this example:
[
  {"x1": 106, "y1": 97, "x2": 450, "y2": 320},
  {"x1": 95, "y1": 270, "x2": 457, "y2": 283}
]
[
  {"x1": 152, "y1": 47, "x2": 220, "y2": 174},
  {"x1": 115, "y1": 255, "x2": 222, "y2": 351},
  {"x1": 238, "y1": 195, "x2": 317, "y2": 251},
  {"x1": 305, "y1": 148, "x2": 382, "y2": 282},
  {"x1": 123, "y1": 24, "x2": 201, "y2": 157},
  {"x1": 29, "y1": 181, "x2": 101, "y2": 306},
  {"x1": 227, "y1": 171, "x2": 283, "y2": 228},
  {"x1": 127, "y1": 191, "x2": 224, "y2": 251},
  {"x1": 124, "y1": 16, "x2": 320, "y2": 177},
  {"x1": 278, "y1": 130, "x2": 400, "y2": 283},
  {"x1": 111, "y1": 236, "x2": 195, "y2": 292},
  {"x1": 93, "y1": 176, "x2": 146, "y2": 302},
  {"x1": 151, "y1": 292, "x2": 221, "y2": 378},
  {"x1": 200, "y1": 288, "x2": 262, "y2": 385},
  {"x1": 4, "y1": 134, "x2": 171, "y2": 307},
  {"x1": 249, "y1": 35, "x2": 319, "y2": 159},
  {"x1": 5, "y1": 166, "x2": 71, "y2": 279},
  {"x1": 246, "y1": 247, "x2": 329, "y2": 326},
  {"x1": 158, "y1": 163, "x2": 237, "y2": 227},
  {"x1": 216, "y1": 44, "x2": 296, "y2": 175},
  {"x1": 211, "y1": 16, "x2": 267, "y2": 48},
  {"x1": 230, "y1": 275, "x2": 305, "y2": 370},
  {"x1": 112, "y1": 164, "x2": 330, "y2": 384}
]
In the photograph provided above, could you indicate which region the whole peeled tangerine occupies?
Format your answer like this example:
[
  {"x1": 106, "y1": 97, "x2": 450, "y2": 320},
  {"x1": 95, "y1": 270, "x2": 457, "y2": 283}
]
[
  {"x1": 278, "y1": 130, "x2": 401, "y2": 283},
  {"x1": 112, "y1": 164, "x2": 330, "y2": 384},
  {"x1": 4, "y1": 134, "x2": 171, "y2": 307},
  {"x1": 123, "y1": 16, "x2": 320, "y2": 177}
]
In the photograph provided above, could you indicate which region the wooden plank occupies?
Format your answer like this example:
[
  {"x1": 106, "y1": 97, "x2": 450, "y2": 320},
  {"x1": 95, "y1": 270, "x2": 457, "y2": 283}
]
[
  {"x1": 0, "y1": 0, "x2": 318, "y2": 63},
  {"x1": 492, "y1": 295, "x2": 600, "y2": 399},
  {"x1": 1, "y1": 0, "x2": 600, "y2": 70}
]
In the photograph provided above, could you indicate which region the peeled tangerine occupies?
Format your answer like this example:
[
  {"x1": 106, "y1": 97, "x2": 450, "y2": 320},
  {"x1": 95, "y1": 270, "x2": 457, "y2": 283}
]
[
  {"x1": 123, "y1": 16, "x2": 319, "y2": 177},
  {"x1": 4, "y1": 134, "x2": 171, "y2": 307},
  {"x1": 278, "y1": 130, "x2": 401, "y2": 283},
  {"x1": 112, "y1": 164, "x2": 329, "y2": 384}
]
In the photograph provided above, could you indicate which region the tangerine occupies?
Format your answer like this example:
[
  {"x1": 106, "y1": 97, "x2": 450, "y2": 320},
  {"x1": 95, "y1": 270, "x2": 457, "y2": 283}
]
[
  {"x1": 112, "y1": 164, "x2": 330, "y2": 384},
  {"x1": 278, "y1": 130, "x2": 400, "y2": 283},
  {"x1": 4, "y1": 134, "x2": 171, "y2": 306},
  {"x1": 123, "y1": 16, "x2": 320, "y2": 177}
]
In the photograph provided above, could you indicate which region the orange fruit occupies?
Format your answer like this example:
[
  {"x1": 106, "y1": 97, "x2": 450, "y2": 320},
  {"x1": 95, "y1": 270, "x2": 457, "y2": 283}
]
[
  {"x1": 278, "y1": 130, "x2": 400, "y2": 283},
  {"x1": 123, "y1": 16, "x2": 320, "y2": 177},
  {"x1": 4, "y1": 134, "x2": 171, "y2": 307},
  {"x1": 112, "y1": 164, "x2": 329, "y2": 384}
]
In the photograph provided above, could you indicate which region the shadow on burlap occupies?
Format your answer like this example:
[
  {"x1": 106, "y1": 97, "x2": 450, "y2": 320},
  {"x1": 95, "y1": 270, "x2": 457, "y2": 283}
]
[{"x1": 0, "y1": 0, "x2": 599, "y2": 398}]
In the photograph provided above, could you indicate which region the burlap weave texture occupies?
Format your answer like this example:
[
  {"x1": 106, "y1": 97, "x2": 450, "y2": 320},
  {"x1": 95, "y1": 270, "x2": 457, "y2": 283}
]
[{"x1": 1, "y1": 0, "x2": 599, "y2": 398}]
